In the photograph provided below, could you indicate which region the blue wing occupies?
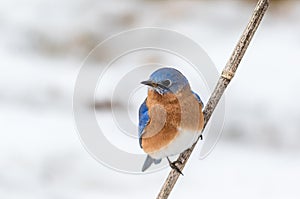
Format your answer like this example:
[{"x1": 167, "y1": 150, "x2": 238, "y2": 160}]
[
  {"x1": 138, "y1": 99, "x2": 149, "y2": 148},
  {"x1": 192, "y1": 91, "x2": 204, "y2": 108}
]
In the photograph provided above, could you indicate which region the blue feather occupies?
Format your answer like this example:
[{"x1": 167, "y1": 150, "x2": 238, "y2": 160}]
[
  {"x1": 138, "y1": 99, "x2": 149, "y2": 148},
  {"x1": 142, "y1": 155, "x2": 162, "y2": 172},
  {"x1": 192, "y1": 91, "x2": 204, "y2": 108}
]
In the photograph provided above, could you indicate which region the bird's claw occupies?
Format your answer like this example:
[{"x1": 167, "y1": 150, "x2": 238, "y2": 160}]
[
  {"x1": 199, "y1": 134, "x2": 203, "y2": 140},
  {"x1": 167, "y1": 157, "x2": 184, "y2": 176}
]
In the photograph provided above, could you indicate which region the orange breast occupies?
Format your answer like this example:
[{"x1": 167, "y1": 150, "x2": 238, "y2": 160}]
[{"x1": 141, "y1": 89, "x2": 204, "y2": 154}]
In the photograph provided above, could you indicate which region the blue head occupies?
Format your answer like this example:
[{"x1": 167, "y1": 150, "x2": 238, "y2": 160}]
[{"x1": 141, "y1": 67, "x2": 190, "y2": 94}]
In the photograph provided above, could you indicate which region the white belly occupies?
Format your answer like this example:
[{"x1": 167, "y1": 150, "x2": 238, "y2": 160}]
[{"x1": 149, "y1": 129, "x2": 200, "y2": 159}]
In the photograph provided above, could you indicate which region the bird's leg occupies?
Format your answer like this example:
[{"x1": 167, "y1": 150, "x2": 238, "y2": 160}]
[{"x1": 167, "y1": 157, "x2": 183, "y2": 176}]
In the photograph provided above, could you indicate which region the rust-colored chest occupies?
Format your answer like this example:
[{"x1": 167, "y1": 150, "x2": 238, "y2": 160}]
[{"x1": 141, "y1": 89, "x2": 204, "y2": 154}]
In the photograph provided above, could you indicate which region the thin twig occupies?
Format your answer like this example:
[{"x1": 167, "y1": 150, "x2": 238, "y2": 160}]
[{"x1": 156, "y1": 0, "x2": 269, "y2": 198}]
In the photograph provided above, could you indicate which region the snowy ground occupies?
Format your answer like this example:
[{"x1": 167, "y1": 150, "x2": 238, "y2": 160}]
[{"x1": 1, "y1": 0, "x2": 300, "y2": 198}]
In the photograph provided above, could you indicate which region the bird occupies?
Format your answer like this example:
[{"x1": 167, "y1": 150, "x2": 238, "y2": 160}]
[{"x1": 139, "y1": 67, "x2": 204, "y2": 174}]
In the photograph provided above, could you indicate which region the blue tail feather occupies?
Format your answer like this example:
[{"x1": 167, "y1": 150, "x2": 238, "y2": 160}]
[{"x1": 142, "y1": 155, "x2": 162, "y2": 172}]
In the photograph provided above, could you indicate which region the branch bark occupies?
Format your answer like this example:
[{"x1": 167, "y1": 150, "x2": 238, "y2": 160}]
[{"x1": 156, "y1": 0, "x2": 269, "y2": 198}]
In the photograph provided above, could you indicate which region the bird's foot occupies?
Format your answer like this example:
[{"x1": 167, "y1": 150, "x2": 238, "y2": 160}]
[{"x1": 167, "y1": 157, "x2": 184, "y2": 176}]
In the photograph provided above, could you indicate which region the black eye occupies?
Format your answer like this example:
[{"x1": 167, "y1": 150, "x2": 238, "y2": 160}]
[{"x1": 161, "y1": 79, "x2": 172, "y2": 87}]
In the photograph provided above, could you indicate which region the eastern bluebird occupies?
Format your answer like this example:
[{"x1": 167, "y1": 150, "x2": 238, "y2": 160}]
[{"x1": 139, "y1": 67, "x2": 204, "y2": 174}]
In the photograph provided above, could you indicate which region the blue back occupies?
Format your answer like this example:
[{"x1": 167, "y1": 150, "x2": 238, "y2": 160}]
[{"x1": 192, "y1": 91, "x2": 204, "y2": 108}]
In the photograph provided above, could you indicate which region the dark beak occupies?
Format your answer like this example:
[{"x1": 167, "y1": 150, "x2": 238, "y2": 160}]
[
  {"x1": 141, "y1": 80, "x2": 157, "y2": 87},
  {"x1": 141, "y1": 80, "x2": 169, "y2": 90}
]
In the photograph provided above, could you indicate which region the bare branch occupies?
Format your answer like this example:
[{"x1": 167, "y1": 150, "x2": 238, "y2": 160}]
[{"x1": 156, "y1": 0, "x2": 269, "y2": 198}]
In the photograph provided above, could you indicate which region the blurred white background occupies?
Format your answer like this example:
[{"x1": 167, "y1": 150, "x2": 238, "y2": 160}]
[{"x1": 1, "y1": 0, "x2": 300, "y2": 198}]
